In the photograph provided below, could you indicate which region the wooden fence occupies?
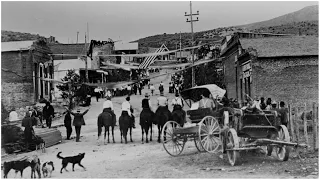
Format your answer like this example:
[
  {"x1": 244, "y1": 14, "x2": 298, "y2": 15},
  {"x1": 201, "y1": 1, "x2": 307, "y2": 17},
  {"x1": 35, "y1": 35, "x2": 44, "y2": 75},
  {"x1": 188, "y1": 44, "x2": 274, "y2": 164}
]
[{"x1": 288, "y1": 102, "x2": 318, "y2": 152}]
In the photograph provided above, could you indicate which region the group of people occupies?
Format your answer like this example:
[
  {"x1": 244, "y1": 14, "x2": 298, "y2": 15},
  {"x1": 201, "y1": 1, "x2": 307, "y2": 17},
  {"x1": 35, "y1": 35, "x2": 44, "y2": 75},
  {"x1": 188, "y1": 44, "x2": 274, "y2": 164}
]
[
  {"x1": 242, "y1": 96, "x2": 288, "y2": 127},
  {"x1": 170, "y1": 73, "x2": 184, "y2": 94},
  {"x1": 18, "y1": 101, "x2": 55, "y2": 149}
]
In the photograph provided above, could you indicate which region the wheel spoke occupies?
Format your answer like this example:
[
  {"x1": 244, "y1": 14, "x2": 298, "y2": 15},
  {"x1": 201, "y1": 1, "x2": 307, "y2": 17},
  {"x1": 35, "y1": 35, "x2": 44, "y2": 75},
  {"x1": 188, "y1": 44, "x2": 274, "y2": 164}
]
[
  {"x1": 211, "y1": 121, "x2": 217, "y2": 132},
  {"x1": 200, "y1": 126, "x2": 209, "y2": 134}
]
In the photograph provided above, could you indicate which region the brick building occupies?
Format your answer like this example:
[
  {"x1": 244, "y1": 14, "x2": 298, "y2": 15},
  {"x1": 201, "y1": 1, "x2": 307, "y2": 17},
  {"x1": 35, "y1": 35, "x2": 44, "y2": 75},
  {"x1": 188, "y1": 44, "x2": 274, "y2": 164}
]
[
  {"x1": 220, "y1": 32, "x2": 292, "y2": 100},
  {"x1": 1, "y1": 40, "x2": 53, "y2": 111},
  {"x1": 223, "y1": 35, "x2": 318, "y2": 105}
]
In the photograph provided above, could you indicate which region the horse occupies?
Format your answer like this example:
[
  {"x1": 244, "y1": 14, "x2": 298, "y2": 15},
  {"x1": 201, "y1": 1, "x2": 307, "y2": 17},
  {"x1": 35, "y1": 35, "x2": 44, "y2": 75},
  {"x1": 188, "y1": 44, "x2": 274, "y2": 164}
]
[
  {"x1": 155, "y1": 106, "x2": 173, "y2": 143},
  {"x1": 139, "y1": 108, "x2": 155, "y2": 143},
  {"x1": 97, "y1": 108, "x2": 116, "y2": 145},
  {"x1": 119, "y1": 111, "x2": 134, "y2": 144},
  {"x1": 171, "y1": 105, "x2": 186, "y2": 127}
]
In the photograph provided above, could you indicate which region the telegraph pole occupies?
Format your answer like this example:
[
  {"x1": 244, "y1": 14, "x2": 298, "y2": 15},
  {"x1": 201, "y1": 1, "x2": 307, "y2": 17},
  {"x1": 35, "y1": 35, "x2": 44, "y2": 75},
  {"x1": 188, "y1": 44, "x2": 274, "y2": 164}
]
[
  {"x1": 180, "y1": 31, "x2": 182, "y2": 62},
  {"x1": 185, "y1": 1, "x2": 199, "y2": 87},
  {"x1": 76, "y1": 32, "x2": 79, "y2": 44},
  {"x1": 85, "y1": 33, "x2": 88, "y2": 83}
]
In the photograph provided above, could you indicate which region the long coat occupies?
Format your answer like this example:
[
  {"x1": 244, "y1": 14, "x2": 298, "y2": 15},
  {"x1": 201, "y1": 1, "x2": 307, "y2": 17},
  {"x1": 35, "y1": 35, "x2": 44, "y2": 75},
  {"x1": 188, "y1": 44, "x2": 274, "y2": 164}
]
[
  {"x1": 69, "y1": 109, "x2": 89, "y2": 126},
  {"x1": 43, "y1": 105, "x2": 54, "y2": 119}
]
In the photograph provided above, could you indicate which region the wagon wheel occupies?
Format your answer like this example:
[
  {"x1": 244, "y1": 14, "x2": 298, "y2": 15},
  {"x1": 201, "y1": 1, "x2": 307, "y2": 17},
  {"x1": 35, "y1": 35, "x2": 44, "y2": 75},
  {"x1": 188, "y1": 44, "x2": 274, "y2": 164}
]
[
  {"x1": 194, "y1": 136, "x2": 205, "y2": 152},
  {"x1": 162, "y1": 121, "x2": 185, "y2": 156},
  {"x1": 226, "y1": 128, "x2": 240, "y2": 166},
  {"x1": 276, "y1": 125, "x2": 290, "y2": 161},
  {"x1": 198, "y1": 116, "x2": 221, "y2": 153}
]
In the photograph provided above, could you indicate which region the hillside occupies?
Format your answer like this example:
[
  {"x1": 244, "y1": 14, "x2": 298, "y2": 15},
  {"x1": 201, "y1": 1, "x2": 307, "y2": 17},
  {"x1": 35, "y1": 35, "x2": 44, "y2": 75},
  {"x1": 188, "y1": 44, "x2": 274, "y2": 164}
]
[
  {"x1": 134, "y1": 5, "x2": 318, "y2": 49},
  {"x1": 1, "y1": 30, "x2": 47, "y2": 42},
  {"x1": 238, "y1": 5, "x2": 318, "y2": 30},
  {"x1": 252, "y1": 21, "x2": 318, "y2": 35}
]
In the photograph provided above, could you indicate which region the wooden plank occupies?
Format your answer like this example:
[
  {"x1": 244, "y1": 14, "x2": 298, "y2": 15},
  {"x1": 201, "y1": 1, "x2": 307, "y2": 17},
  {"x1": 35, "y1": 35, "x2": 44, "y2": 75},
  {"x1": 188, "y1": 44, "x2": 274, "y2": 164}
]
[
  {"x1": 312, "y1": 102, "x2": 318, "y2": 151},
  {"x1": 303, "y1": 103, "x2": 309, "y2": 149},
  {"x1": 289, "y1": 104, "x2": 295, "y2": 142},
  {"x1": 294, "y1": 107, "x2": 300, "y2": 143}
]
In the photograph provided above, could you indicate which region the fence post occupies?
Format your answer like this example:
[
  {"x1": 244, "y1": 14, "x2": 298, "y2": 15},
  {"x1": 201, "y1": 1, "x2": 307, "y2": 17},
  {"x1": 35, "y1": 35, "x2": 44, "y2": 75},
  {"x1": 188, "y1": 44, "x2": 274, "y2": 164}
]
[
  {"x1": 312, "y1": 102, "x2": 318, "y2": 151},
  {"x1": 303, "y1": 103, "x2": 309, "y2": 150},
  {"x1": 289, "y1": 104, "x2": 295, "y2": 142},
  {"x1": 294, "y1": 107, "x2": 300, "y2": 144}
]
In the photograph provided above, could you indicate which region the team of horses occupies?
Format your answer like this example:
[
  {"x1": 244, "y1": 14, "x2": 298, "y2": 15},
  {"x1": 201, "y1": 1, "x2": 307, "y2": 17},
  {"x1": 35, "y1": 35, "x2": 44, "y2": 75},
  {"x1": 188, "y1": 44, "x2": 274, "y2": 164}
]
[{"x1": 96, "y1": 106, "x2": 185, "y2": 144}]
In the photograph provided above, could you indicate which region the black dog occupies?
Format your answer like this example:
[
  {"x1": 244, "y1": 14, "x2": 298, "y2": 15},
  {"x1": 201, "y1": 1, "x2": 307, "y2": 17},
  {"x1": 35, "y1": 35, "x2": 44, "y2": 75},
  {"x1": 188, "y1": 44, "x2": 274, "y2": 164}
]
[
  {"x1": 56, "y1": 152, "x2": 86, "y2": 173},
  {"x1": 3, "y1": 160, "x2": 30, "y2": 178},
  {"x1": 3, "y1": 156, "x2": 41, "y2": 179}
]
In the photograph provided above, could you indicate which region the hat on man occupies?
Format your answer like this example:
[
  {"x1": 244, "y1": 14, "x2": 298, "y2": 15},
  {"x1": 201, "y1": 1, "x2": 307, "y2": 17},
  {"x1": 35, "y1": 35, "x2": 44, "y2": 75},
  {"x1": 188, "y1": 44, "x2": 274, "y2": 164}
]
[
  {"x1": 77, "y1": 108, "x2": 81, "y2": 112},
  {"x1": 145, "y1": 93, "x2": 149, "y2": 98},
  {"x1": 271, "y1": 100, "x2": 277, "y2": 105}
]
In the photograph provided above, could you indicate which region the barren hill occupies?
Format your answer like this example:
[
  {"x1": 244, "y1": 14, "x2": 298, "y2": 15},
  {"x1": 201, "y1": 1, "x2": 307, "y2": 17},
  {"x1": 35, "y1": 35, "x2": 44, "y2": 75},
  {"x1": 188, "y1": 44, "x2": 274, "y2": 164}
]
[{"x1": 239, "y1": 5, "x2": 318, "y2": 30}]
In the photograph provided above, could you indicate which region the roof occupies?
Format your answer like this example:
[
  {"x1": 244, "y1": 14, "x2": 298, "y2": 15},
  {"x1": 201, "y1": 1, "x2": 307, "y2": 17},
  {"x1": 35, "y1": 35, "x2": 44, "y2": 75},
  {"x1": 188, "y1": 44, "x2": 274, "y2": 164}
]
[
  {"x1": 239, "y1": 36, "x2": 318, "y2": 57},
  {"x1": 181, "y1": 84, "x2": 226, "y2": 102},
  {"x1": 49, "y1": 43, "x2": 88, "y2": 60},
  {"x1": 114, "y1": 42, "x2": 138, "y2": 51},
  {"x1": 1, "y1": 41, "x2": 34, "y2": 52}
]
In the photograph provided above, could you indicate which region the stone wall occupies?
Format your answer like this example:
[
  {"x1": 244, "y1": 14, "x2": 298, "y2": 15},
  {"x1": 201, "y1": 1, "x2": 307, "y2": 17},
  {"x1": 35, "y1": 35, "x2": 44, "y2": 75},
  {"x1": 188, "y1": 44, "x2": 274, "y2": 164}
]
[
  {"x1": 1, "y1": 82, "x2": 35, "y2": 112},
  {"x1": 252, "y1": 56, "x2": 318, "y2": 105}
]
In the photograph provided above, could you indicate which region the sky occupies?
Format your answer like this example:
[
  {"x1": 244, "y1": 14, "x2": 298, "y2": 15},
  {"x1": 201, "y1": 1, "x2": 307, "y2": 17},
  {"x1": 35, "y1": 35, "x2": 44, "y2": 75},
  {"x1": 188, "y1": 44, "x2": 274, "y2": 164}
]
[{"x1": 1, "y1": 1, "x2": 318, "y2": 43}]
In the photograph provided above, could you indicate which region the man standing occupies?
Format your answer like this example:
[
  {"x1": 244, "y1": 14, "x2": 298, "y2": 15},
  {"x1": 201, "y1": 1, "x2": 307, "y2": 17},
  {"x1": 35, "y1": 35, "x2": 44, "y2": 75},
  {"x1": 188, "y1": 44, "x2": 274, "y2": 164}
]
[
  {"x1": 150, "y1": 84, "x2": 155, "y2": 96},
  {"x1": 64, "y1": 111, "x2": 72, "y2": 140},
  {"x1": 22, "y1": 111, "x2": 37, "y2": 149},
  {"x1": 121, "y1": 96, "x2": 136, "y2": 128},
  {"x1": 127, "y1": 85, "x2": 132, "y2": 96},
  {"x1": 42, "y1": 102, "x2": 54, "y2": 128},
  {"x1": 278, "y1": 101, "x2": 288, "y2": 127},
  {"x1": 66, "y1": 107, "x2": 90, "y2": 142},
  {"x1": 138, "y1": 83, "x2": 142, "y2": 95},
  {"x1": 94, "y1": 87, "x2": 100, "y2": 102}
]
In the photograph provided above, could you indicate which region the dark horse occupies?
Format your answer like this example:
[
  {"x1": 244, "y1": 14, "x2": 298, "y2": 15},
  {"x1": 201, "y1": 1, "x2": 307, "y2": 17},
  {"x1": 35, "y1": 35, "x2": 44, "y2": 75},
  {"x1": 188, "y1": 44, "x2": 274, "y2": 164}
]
[
  {"x1": 139, "y1": 108, "x2": 155, "y2": 143},
  {"x1": 155, "y1": 106, "x2": 173, "y2": 143},
  {"x1": 171, "y1": 105, "x2": 186, "y2": 127},
  {"x1": 119, "y1": 111, "x2": 134, "y2": 144},
  {"x1": 97, "y1": 108, "x2": 116, "y2": 144}
]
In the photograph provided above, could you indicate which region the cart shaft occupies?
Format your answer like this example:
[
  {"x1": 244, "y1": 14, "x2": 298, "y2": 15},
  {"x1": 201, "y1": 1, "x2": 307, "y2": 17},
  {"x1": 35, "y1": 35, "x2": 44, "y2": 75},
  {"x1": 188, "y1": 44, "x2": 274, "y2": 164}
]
[{"x1": 256, "y1": 138, "x2": 308, "y2": 147}]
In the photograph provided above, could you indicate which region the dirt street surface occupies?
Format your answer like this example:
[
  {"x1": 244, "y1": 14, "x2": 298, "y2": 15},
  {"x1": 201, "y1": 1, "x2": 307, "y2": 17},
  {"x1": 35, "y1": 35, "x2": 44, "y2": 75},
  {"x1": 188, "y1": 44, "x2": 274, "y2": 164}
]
[{"x1": 4, "y1": 70, "x2": 318, "y2": 178}]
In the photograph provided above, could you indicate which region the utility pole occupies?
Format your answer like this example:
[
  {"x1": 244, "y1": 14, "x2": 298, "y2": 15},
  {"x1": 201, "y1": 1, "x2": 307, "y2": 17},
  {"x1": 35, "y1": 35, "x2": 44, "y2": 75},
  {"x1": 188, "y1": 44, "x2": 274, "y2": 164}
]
[
  {"x1": 76, "y1": 32, "x2": 79, "y2": 44},
  {"x1": 85, "y1": 33, "x2": 88, "y2": 83},
  {"x1": 185, "y1": 1, "x2": 199, "y2": 87},
  {"x1": 180, "y1": 31, "x2": 182, "y2": 62},
  {"x1": 87, "y1": 22, "x2": 89, "y2": 44}
]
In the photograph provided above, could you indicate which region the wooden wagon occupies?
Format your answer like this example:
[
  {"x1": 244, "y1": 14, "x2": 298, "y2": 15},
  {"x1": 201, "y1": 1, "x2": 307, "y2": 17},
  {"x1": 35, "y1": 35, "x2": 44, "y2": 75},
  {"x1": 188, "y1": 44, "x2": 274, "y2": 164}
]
[
  {"x1": 161, "y1": 84, "x2": 307, "y2": 166},
  {"x1": 161, "y1": 84, "x2": 227, "y2": 156}
]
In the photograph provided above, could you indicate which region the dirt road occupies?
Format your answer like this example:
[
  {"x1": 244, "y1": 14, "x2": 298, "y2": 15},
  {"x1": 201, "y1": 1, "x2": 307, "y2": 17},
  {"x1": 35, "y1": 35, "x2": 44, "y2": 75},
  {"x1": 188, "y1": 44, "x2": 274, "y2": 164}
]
[{"x1": 4, "y1": 70, "x2": 318, "y2": 178}]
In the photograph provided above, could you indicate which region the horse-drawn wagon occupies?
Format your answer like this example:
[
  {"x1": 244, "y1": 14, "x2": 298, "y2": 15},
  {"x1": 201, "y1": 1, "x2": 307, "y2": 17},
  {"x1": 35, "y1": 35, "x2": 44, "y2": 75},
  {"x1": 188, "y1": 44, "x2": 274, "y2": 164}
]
[{"x1": 161, "y1": 84, "x2": 307, "y2": 166}]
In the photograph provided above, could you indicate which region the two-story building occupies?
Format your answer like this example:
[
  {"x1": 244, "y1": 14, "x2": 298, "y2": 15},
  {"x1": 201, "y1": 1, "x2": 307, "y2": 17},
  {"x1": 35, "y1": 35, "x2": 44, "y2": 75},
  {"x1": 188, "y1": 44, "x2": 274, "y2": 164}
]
[{"x1": 1, "y1": 39, "x2": 53, "y2": 111}]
